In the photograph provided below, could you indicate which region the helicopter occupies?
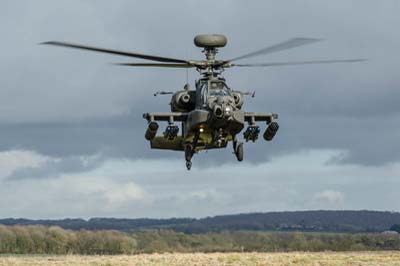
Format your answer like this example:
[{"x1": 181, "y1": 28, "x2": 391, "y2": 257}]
[{"x1": 42, "y1": 34, "x2": 366, "y2": 170}]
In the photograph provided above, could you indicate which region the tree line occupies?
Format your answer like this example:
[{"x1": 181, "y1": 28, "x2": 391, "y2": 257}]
[
  {"x1": 0, "y1": 225, "x2": 399, "y2": 254},
  {"x1": 2, "y1": 211, "x2": 400, "y2": 233}
]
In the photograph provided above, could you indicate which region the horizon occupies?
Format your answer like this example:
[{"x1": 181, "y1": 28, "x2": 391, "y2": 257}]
[{"x1": 2, "y1": 209, "x2": 400, "y2": 221}]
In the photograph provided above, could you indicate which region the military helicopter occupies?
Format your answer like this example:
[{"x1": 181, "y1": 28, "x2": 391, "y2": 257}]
[{"x1": 42, "y1": 34, "x2": 365, "y2": 170}]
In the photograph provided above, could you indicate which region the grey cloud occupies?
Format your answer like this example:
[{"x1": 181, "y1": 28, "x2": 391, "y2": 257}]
[
  {"x1": 1, "y1": 110, "x2": 399, "y2": 167},
  {"x1": 6, "y1": 154, "x2": 104, "y2": 181},
  {"x1": 0, "y1": 150, "x2": 399, "y2": 219}
]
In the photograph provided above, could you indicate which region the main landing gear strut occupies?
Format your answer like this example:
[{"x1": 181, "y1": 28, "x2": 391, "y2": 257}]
[
  {"x1": 233, "y1": 137, "x2": 243, "y2": 162},
  {"x1": 184, "y1": 130, "x2": 201, "y2": 171}
]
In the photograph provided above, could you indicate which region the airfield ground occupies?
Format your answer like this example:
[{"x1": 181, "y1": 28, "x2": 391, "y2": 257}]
[{"x1": 1, "y1": 251, "x2": 400, "y2": 266}]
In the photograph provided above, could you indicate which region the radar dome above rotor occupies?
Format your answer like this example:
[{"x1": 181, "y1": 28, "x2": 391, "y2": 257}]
[{"x1": 194, "y1": 34, "x2": 227, "y2": 48}]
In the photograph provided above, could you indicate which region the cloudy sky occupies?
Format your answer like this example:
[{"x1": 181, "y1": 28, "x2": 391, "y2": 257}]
[{"x1": 0, "y1": 0, "x2": 399, "y2": 219}]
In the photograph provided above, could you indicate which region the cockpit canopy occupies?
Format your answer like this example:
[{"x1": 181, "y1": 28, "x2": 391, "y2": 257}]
[
  {"x1": 198, "y1": 79, "x2": 232, "y2": 105},
  {"x1": 208, "y1": 88, "x2": 231, "y2": 97},
  {"x1": 195, "y1": 78, "x2": 245, "y2": 110},
  {"x1": 209, "y1": 80, "x2": 227, "y2": 90}
]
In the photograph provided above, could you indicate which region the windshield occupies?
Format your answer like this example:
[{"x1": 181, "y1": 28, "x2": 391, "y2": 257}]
[
  {"x1": 208, "y1": 89, "x2": 231, "y2": 97},
  {"x1": 208, "y1": 81, "x2": 231, "y2": 97}
]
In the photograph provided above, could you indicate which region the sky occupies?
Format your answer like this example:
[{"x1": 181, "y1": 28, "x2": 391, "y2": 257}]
[{"x1": 0, "y1": 0, "x2": 399, "y2": 219}]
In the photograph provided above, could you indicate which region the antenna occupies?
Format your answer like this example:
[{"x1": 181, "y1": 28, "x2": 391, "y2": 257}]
[
  {"x1": 185, "y1": 48, "x2": 189, "y2": 84},
  {"x1": 154, "y1": 91, "x2": 173, "y2": 97}
]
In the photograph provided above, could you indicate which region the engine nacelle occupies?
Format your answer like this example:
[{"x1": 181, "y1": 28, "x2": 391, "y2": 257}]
[
  {"x1": 170, "y1": 91, "x2": 195, "y2": 112},
  {"x1": 232, "y1": 91, "x2": 244, "y2": 109},
  {"x1": 145, "y1": 122, "x2": 159, "y2": 141},
  {"x1": 263, "y1": 122, "x2": 279, "y2": 141}
]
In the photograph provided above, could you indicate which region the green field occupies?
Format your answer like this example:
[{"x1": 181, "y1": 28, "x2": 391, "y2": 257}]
[{"x1": 1, "y1": 252, "x2": 400, "y2": 266}]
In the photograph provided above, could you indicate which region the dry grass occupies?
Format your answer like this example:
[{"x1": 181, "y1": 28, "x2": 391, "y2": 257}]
[{"x1": 1, "y1": 252, "x2": 400, "y2": 266}]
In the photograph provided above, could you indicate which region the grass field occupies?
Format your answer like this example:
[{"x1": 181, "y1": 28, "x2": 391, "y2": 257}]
[{"x1": 1, "y1": 252, "x2": 400, "y2": 266}]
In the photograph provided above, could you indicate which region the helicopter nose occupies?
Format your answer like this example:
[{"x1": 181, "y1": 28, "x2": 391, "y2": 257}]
[{"x1": 213, "y1": 104, "x2": 233, "y2": 119}]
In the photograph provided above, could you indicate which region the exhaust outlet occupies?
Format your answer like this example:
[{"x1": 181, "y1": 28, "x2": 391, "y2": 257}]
[{"x1": 180, "y1": 93, "x2": 190, "y2": 104}]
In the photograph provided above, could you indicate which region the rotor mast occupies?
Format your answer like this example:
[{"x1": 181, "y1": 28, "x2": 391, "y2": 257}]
[
  {"x1": 200, "y1": 47, "x2": 220, "y2": 77},
  {"x1": 194, "y1": 34, "x2": 227, "y2": 77}
]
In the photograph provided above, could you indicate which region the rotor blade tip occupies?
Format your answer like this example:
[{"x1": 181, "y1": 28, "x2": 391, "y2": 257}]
[
  {"x1": 298, "y1": 37, "x2": 324, "y2": 42},
  {"x1": 40, "y1": 41, "x2": 61, "y2": 46},
  {"x1": 111, "y1": 63, "x2": 130, "y2": 66}
]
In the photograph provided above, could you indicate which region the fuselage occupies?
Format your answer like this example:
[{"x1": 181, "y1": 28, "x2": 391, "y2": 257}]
[{"x1": 171, "y1": 76, "x2": 245, "y2": 150}]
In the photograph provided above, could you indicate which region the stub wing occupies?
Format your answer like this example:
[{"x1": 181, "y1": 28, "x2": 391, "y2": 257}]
[
  {"x1": 143, "y1": 112, "x2": 188, "y2": 122},
  {"x1": 143, "y1": 112, "x2": 187, "y2": 151},
  {"x1": 244, "y1": 112, "x2": 278, "y2": 124}
]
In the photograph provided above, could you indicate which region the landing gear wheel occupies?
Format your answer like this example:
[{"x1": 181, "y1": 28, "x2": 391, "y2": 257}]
[
  {"x1": 186, "y1": 161, "x2": 192, "y2": 170},
  {"x1": 235, "y1": 143, "x2": 243, "y2": 162}
]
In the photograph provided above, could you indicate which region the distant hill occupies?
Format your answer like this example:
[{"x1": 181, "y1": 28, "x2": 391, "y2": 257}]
[{"x1": 1, "y1": 210, "x2": 400, "y2": 233}]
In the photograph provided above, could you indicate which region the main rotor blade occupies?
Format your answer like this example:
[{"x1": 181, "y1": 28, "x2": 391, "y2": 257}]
[
  {"x1": 41, "y1": 41, "x2": 189, "y2": 64},
  {"x1": 113, "y1": 63, "x2": 195, "y2": 68},
  {"x1": 227, "y1": 37, "x2": 322, "y2": 62},
  {"x1": 234, "y1": 59, "x2": 367, "y2": 67}
]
